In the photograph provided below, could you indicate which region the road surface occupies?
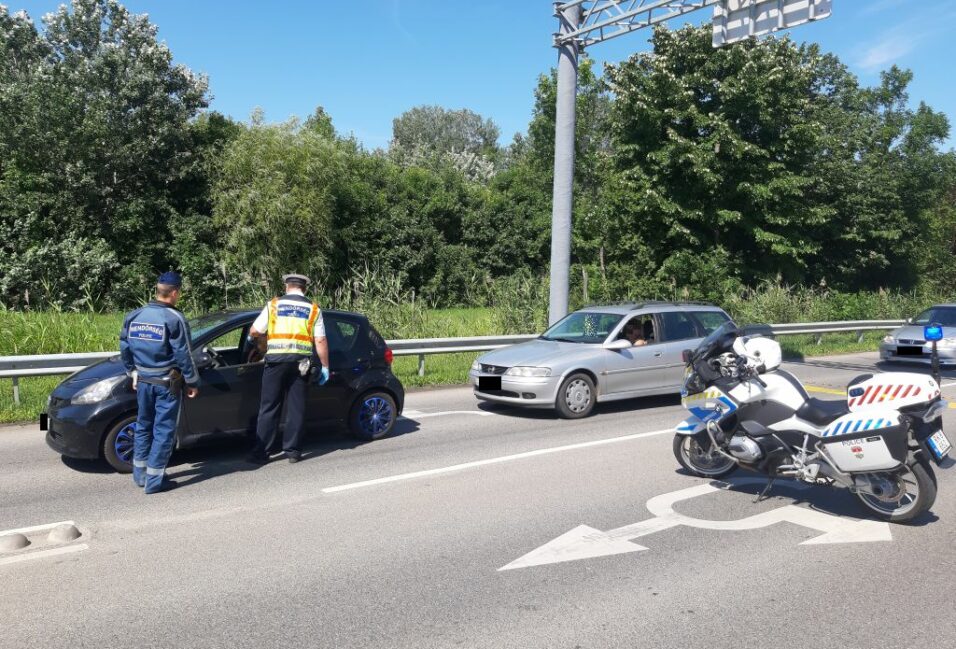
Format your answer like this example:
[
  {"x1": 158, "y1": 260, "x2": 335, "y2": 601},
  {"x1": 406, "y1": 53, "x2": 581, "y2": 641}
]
[{"x1": 2, "y1": 353, "x2": 955, "y2": 648}]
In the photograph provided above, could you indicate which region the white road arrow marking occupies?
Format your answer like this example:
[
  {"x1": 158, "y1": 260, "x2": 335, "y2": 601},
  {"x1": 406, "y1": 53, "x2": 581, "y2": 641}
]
[{"x1": 500, "y1": 478, "x2": 892, "y2": 571}]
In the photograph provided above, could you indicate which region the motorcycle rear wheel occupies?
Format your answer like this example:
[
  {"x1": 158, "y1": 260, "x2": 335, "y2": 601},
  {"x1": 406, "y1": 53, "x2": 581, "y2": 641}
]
[
  {"x1": 673, "y1": 435, "x2": 737, "y2": 478},
  {"x1": 854, "y1": 458, "x2": 937, "y2": 523}
]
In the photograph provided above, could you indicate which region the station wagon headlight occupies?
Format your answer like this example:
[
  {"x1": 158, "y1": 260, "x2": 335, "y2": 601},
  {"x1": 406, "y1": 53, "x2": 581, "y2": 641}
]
[
  {"x1": 471, "y1": 360, "x2": 480, "y2": 371},
  {"x1": 505, "y1": 366, "x2": 551, "y2": 378},
  {"x1": 939, "y1": 337, "x2": 956, "y2": 347},
  {"x1": 72, "y1": 376, "x2": 125, "y2": 405},
  {"x1": 882, "y1": 335, "x2": 896, "y2": 344}
]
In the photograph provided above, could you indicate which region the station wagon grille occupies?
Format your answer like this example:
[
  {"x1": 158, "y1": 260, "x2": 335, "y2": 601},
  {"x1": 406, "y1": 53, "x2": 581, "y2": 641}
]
[
  {"x1": 480, "y1": 364, "x2": 508, "y2": 375},
  {"x1": 898, "y1": 339, "x2": 925, "y2": 346}
]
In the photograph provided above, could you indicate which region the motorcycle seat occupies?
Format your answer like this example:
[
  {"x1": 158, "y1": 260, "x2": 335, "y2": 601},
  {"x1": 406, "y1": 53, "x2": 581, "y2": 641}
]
[{"x1": 796, "y1": 398, "x2": 849, "y2": 427}]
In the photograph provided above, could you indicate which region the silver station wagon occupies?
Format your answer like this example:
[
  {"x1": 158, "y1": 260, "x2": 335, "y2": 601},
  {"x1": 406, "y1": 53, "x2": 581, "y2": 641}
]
[{"x1": 470, "y1": 302, "x2": 732, "y2": 418}]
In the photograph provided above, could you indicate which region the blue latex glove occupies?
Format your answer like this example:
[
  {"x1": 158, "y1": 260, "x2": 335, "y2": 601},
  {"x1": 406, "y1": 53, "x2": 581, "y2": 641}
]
[{"x1": 318, "y1": 366, "x2": 330, "y2": 385}]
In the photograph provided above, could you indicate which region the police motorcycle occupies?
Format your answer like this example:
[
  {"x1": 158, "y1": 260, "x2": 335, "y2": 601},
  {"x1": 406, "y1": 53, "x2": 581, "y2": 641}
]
[{"x1": 674, "y1": 322, "x2": 952, "y2": 522}]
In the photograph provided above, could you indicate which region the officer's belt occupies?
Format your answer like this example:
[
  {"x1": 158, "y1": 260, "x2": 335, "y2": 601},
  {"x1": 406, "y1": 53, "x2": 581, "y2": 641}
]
[{"x1": 138, "y1": 375, "x2": 173, "y2": 387}]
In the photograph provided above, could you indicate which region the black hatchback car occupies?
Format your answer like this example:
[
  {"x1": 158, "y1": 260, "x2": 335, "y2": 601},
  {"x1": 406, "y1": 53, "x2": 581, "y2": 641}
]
[{"x1": 43, "y1": 309, "x2": 404, "y2": 472}]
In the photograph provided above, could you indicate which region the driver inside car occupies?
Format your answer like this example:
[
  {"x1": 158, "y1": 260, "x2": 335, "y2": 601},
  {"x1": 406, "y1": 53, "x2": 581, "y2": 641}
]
[{"x1": 622, "y1": 319, "x2": 649, "y2": 346}]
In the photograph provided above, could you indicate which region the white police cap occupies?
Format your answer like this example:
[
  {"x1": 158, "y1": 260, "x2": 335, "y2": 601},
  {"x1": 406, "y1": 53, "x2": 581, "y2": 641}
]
[{"x1": 282, "y1": 273, "x2": 310, "y2": 286}]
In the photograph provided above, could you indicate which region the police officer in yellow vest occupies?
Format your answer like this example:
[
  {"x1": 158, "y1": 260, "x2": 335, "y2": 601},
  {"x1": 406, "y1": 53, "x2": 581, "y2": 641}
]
[{"x1": 247, "y1": 273, "x2": 330, "y2": 464}]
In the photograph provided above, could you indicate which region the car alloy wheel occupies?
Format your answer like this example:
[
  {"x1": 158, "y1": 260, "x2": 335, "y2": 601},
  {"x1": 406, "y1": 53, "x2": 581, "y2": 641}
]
[
  {"x1": 349, "y1": 391, "x2": 397, "y2": 441},
  {"x1": 565, "y1": 379, "x2": 591, "y2": 413},
  {"x1": 555, "y1": 373, "x2": 596, "y2": 419}
]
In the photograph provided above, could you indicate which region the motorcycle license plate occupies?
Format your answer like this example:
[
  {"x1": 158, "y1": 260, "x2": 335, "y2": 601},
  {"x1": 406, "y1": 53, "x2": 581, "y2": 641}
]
[{"x1": 927, "y1": 430, "x2": 952, "y2": 461}]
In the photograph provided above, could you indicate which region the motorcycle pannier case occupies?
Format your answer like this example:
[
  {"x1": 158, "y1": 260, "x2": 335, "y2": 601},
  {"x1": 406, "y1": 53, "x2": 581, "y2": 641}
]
[
  {"x1": 846, "y1": 373, "x2": 939, "y2": 412},
  {"x1": 820, "y1": 410, "x2": 908, "y2": 472}
]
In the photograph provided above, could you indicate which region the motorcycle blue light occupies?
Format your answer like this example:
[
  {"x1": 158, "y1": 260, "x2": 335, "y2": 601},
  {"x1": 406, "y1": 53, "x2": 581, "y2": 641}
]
[{"x1": 925, "y1": 323, "x2": 944, "y2": 342}]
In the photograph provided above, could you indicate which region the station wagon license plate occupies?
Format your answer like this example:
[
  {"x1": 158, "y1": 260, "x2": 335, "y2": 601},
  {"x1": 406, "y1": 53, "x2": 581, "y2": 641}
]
[
  {"x1": 926, "y1": 430, "x2": 952, "y2": 461},
  {"x1": 478, "y1": 376, "x2": 501, "y2": 391},
  {"x1": 897, "y1": 346, "x2": 923, "y2": 356}
]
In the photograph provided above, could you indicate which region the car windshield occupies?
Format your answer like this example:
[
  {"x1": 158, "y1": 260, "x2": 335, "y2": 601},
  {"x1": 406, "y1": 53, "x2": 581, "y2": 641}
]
[
  {"x1": 188, "y1": 313, "x2": 240, "y2": 341},
  {"x1": 540, "y1": 312, "x2": 623, "y2": 344},
  {"x1": 912, "y1": 307, "x2": 956, "y2": 327}
]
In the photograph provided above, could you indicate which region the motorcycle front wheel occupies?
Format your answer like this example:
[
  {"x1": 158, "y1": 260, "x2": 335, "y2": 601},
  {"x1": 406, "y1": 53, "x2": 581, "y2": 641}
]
[
  {"x1": 854, "y1": 459, "x2": 937, "y2": 523},
  {"x1": 673, "y1": 435, "x2": 737, "y2": 478}
]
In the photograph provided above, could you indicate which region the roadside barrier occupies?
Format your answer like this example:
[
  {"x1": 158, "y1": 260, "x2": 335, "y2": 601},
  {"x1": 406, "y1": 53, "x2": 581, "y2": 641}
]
[{"x1": 0, "y1": 321, "x2": 905, "y2": 405}]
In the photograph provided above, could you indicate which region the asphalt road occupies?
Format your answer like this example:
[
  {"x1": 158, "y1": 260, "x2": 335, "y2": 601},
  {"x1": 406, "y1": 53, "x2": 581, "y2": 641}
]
[{"x1": 2, "y1": 353, "x2": 955, "y2": 649}]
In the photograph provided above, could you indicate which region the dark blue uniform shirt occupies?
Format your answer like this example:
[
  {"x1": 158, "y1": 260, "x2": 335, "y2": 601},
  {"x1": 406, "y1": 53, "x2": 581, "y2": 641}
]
[{"x1": 120, "y1": 302, "x2": 199, "y2": 387}]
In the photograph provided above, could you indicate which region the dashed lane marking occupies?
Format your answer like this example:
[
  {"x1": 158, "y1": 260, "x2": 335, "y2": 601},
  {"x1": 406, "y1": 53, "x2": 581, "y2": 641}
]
[
  {"x1": 401, "y1": 409, "x2": 494, "y2": 419},
  {"x1": 322, "y1": 428, "x2": 673, "y2": 493}
]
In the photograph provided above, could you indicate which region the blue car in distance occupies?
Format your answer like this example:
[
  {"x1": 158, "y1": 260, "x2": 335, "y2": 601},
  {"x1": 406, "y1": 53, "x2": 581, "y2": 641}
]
[{"x1": 42, "y1": 309, "x2": 404, "y2": 472}]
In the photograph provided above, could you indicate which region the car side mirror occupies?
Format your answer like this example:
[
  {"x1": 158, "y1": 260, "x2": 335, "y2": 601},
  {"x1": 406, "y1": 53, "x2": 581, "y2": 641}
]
[
  {"x1": 604, "y1": 339, "x2": 633, "y2": 351},
  {"x1": 194, "y1": 349, "x2": 214, "y2": 370},
  {"x1": 682, "y1": 349, "x2": 693, "y2": 363}
]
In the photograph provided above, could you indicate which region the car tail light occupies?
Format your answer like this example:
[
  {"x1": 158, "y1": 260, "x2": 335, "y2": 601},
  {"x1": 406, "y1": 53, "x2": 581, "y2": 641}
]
[{"x1": 384, "y1": 347, "x2": 394, "y2": 365}]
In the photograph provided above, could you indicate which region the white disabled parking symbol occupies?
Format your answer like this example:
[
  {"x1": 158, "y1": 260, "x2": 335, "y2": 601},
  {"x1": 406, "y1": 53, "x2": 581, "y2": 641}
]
[{"x1": 500, "y1": 478, "x2": 892, "y2": 571}]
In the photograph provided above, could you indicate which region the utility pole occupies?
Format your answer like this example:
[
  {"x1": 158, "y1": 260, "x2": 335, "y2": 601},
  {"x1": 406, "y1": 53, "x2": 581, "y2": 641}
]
[
  {"x1": 548, "y1": 2, "x2": 581, "y2": 326},
  {"x1": 546, "y1": 1, "x2": 832, "y2": 326}
]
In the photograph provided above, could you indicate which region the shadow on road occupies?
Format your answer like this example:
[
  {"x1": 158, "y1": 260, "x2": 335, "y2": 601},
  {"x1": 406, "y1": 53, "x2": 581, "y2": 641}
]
[
  {"x1": 61, "y1": 455, "x2": 114, "y2": 474},
  {"x1": 475, "y1": 393, "x2": 682, "y2": 420},
  {"x1": 673, "y1": 471, "x2": 940, "y2": 527},
  {"x1": 161, "y1": 417, "x2": 422, "y2": 488}
]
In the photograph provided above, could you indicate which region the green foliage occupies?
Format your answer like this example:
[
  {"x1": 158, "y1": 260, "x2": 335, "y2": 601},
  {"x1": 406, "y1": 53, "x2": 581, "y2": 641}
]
[
  {"x1": 2, "y1": 3, "x2": 955, "y2": 321},
  {"x1": 602, "y1": 25, "x2": 954, "y2": 295},
  {"x1": 0, "y1": 0, "x2": 210, "y2": 309}
]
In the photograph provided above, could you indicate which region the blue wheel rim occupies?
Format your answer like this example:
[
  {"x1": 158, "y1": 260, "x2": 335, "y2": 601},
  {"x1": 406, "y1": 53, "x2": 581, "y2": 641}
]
[
  {"x1": 359, "y1": 397, "x2": 393, "y2": 437},
  {"x1": 115, "y1": 423, "x2": 135, "y2": 464}
]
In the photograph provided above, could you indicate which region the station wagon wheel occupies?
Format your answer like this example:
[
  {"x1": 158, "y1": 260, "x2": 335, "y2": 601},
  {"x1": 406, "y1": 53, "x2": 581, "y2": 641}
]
[
  {"x1": 103, "y1": 415, "x2": 136, "y2": 473},
  {"x1": 349, "y1": 391, "x2": 397, "y2": 441},
  {"x1": 555, "y1": 373, "x2": 595, "y2": 419}
]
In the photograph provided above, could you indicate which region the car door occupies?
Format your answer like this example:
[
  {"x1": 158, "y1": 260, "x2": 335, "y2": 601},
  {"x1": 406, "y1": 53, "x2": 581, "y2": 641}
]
[
  {"x1": 305, "y1": 314, "x2": 362, "y2": 429},
  {"x1": 657, "y1": 310, "x2": 705, "y2": 389},
  {"x1": 180, "y1": 322, "x2": 263, "y2": 443},
  {"x1": 603, "y1": 313, "x2": 670, "y2": 395}
]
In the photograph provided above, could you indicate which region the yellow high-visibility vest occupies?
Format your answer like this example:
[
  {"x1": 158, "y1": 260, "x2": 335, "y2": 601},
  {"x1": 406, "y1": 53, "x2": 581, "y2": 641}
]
[{"x1": 266, "y1": 297, "x2": 320, "y2": 357}]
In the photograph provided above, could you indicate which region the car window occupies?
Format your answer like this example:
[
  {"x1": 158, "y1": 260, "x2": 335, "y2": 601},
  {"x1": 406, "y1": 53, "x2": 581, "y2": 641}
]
[
  {"x1": 189, "y1": 313, "x2": 239, "y2": 341},
  {"x1": 913, "y1": 307, "x2": 956, "y2": 327},
  {"x1": 692, "y1": 311, "x2": 730, "y2": 335},
  {"x1": 208, "y1": 327, "x2": 243, "y2": 350},
  {"x1": 660, "y1": 311, "x2": 699, "y2": 342},
  {"x1": 541, "y1": 312, "x2": 623, "y2": 344},
  {"x1": 204, "y1": 324, "x2": 250, "y2": 367},
  {"x1": 618, "y1": 315, "x2": 658, "y2": 345},
  {"x1": 326, "y1": 316, "x2": 363, "y2": 365}
]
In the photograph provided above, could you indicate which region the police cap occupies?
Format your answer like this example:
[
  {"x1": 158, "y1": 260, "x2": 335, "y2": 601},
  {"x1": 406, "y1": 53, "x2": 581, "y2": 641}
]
[
  {"x1": 157, "y1": 271, "x2": 183, "y2": 287},
  {"x1": 282, "y1": 273, "x2": 310, "y2": 287}
]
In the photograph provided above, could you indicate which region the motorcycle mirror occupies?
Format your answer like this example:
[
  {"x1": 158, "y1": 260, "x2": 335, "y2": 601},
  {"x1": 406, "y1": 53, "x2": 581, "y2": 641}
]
[
  {"x1": 925, "y1": 322, "x2": 944, "y2": 342},
  {"x1": 682, "y1": 349, "x2": 692, "y2": 363}
]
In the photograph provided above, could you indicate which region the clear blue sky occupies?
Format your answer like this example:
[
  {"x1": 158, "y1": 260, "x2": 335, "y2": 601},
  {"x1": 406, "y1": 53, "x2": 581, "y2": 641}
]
[{"x1": 9, "y1": 0, "x2": 956, "y2": 149}]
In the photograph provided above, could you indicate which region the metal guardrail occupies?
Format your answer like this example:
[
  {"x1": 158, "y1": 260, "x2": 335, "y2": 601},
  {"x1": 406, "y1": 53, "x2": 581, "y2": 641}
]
[{"x1": 0, "y1": 321, "x2": 904, "y2": 405}]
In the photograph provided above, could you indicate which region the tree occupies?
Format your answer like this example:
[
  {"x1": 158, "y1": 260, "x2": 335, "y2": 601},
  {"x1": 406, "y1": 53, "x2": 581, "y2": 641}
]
[
  {"x1": 602, "y1": 25, "x2": 954, "y2": 294},
  {"x1": 389, "y1": 105, "x2": 501, "y2": 183},
  {"x1": 0, "y1": 0, "x2": 208, "y2": 308}
]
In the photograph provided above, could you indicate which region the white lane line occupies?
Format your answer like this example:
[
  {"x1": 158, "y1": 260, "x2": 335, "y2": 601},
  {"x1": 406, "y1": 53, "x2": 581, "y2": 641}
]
[
  {"x1": 401, "y1": 410, "x2": 494, "y2": 419},
  {"x1": 0, "y1": 520, "x2": 76, "y2": 537},
  {"x1": 0, "y1": 543, "x2": 88, "y2": 567},
  {"x1": 323, "y1": 427, "x2": 672, "y2": 493}
]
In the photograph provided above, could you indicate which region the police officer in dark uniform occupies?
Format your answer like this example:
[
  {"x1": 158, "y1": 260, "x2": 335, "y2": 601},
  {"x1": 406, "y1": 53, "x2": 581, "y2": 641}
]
[
  {"x1": 119, "y1": 272, "x2": 200, "y2": 493},
  {"x1": 247, "y1": 273, "x2": 330, "y2": 464}
]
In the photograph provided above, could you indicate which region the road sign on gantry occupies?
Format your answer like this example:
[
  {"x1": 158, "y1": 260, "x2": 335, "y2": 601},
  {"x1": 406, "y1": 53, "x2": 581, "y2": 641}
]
[{"x1": 712, "y1": 0, "x2": 832, "y2": 47}]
